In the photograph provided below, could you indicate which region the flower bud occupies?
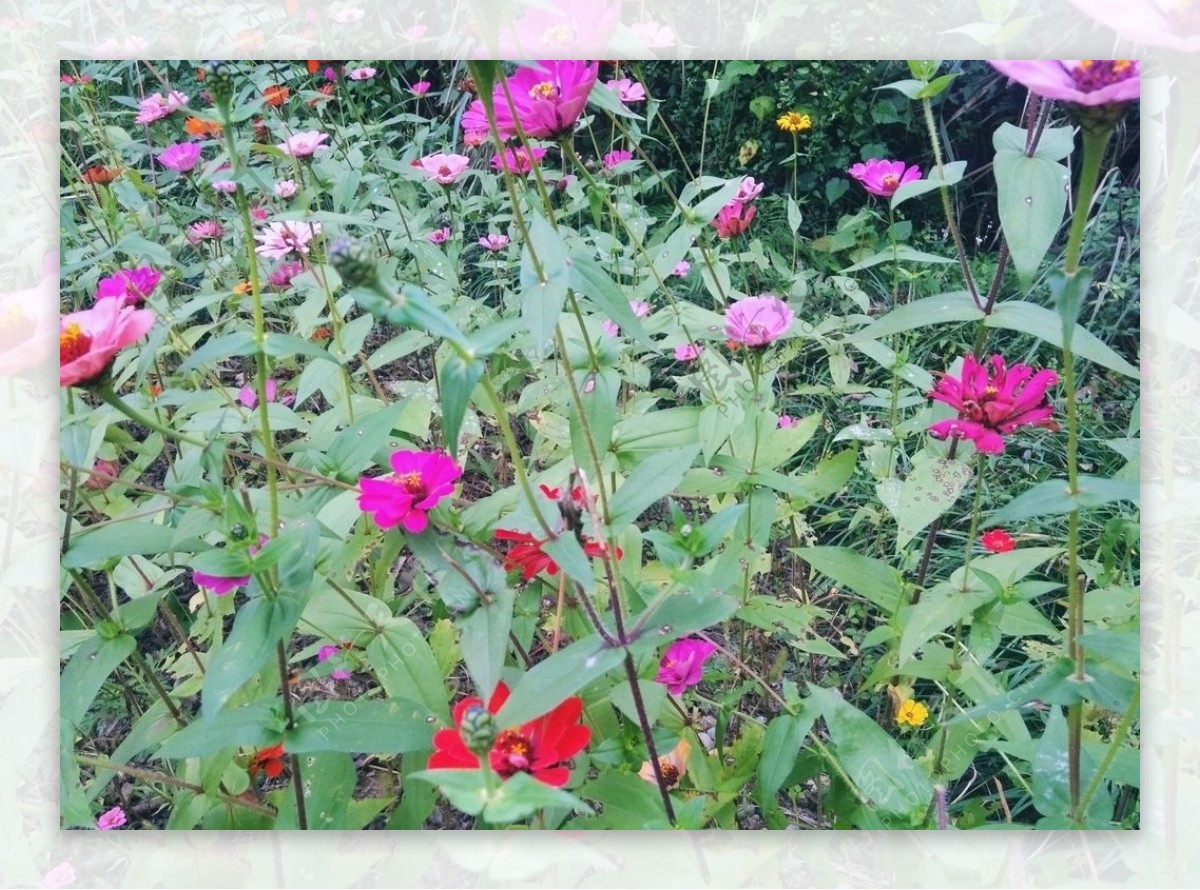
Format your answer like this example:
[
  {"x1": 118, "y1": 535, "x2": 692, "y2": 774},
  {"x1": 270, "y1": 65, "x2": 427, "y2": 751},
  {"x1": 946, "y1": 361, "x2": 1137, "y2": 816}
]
[
  {"x1": 203, "y1": 61, "x2": 236, "y2": 106},
  {"x1": 329, "y1": 238, "x2": 380, "y2": 290},
  {"x1": 459, "y1": 704, "x2": 497, "y2": 757}
]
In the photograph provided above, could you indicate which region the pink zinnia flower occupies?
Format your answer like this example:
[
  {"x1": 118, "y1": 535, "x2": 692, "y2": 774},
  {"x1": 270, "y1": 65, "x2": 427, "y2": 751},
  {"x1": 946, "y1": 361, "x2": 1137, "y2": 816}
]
[
  {"x1": 156, "y1": 142, "x2": 202, "y2": 172},
  {"x1": 478, "y1": 233, "x2": 510, "y2": 251},
  {"x1": 462, "y1": 60, "x2": 598, "y2": 140},
  {"x1": 318, "y1": 642, "x2": 353, "y2": 679},
  {"x1": 463, "y1": 128, "x2": 489, "y2": 148},
  {"x1": 186, "y1": 220, "x2": 225, "y2": 244},
  {"x1": 193, "y1": 536, "x2": 267, "y2": 595},
  {"x1": 778, "y1": 415, "x2": 799, "y2": 428},
  {"x1": 989, "y1": 60, "x2": 1139, "y2": 106},
  {"x1": 411, "y1": 80, "x2": 432, "y2": 95},
  {"x1": 60, "y1": 300, "x2": 155, "y2": 387},
  {"x1": 848, "y1": 159, "x2": 922, "y2": 198},
  {"x1": 674, "y1": 343, "x2": 703, "y2": 361},
  {"x1": 732, "y1": 176, "x2": 764, "y2": 204},
  {"x1": 268, "y1": 260, "x2": 305, "y2": 289},
  {"x1": 656, "y1": 638, "x2": 718, "y2": 695},
  {"x1": 95, "y1": 266, "x2": 161, "y2": 306},
  {"x1": 428, "y1": 227, "x2": 451, "y2": 244},
  {"x1": 134, "y1": 90, "x2": 188, "y2": 124},
  {"x1": 212, "y1": 179, "x2": 237, "y2": 194},
  {"x1": 274, "y1": 179, "x2": 298, "y2": 198},
  {"x1": 724, "y1": 295, "x2": 794, "y2": 348},
  {"x1": 1066, "y1": 0, "x2": 1200, "y2": 52},
  {"x1": 96, "y1": 806, "x2": 126, "y2": 830},
  {"x1": 250, "y1": 206, "x2": 269, "y2": 221},
  {"x1": 603, "y1": 149, "x2": 633, "y2": 169},
  {"x1": 254, "y1": 220, "x2": 322, "y2": 259},
  {"x1": 672, "y1": 260, "x2": 691, "y2": 277},
  {"x1": 605, "y1": 78, "x2": 646, "y2": 104},
  {"x1": 928, "y1": 354, "x2": 1059, "y2": 454},
  {"x1": 277, "y1": 130, "x2": 330, "y2": 157},
  {"x1": 980, "y1": 529, "x2": 1016, "y2": 553},
  {"x1": 347, "y1": 66, "x2": 377, "y2": 81},
  {"x1": 357, "y1": 449, "x2": 462, "y2": 533},
  {"x1": 602, "y1": 300, "x2": 651, "y2": 337},
  {"x1": 414, "y1": 152, "x2": 471, "y2": 185},
  {"x1": 490, "y1": 146, "x2": 546, "y2": 174},
  {"x1": 712, "y1": 200, "x2": 756, "y2": 239}
]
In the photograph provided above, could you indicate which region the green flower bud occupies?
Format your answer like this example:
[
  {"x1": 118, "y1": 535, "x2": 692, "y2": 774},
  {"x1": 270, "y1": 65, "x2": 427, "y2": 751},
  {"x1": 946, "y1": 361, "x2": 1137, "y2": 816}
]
[
  {"x1": 329, "y1": 238, "x2": 380, "y2": 290},
  {"x1": 204, "y1": 61, "x2": 236, "y2": 106},
  {"x1": 459, "y1": 704, "x2": 497, "y2": 758}
]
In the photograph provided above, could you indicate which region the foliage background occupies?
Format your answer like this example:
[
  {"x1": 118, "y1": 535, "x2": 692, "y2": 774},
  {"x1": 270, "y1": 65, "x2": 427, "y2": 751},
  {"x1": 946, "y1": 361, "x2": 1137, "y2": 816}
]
[{"x1": 0, "y1": 0, "x2": 1185, "y2": 885}]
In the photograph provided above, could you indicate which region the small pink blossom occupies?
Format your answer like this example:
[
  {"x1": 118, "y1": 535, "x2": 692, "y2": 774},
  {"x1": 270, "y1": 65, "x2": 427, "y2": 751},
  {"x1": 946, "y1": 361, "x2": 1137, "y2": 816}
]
[
  {"x1": 212, "y1": 179, "x2": 237, "y2": 194},
  {"x1": 732, "y1": 176, "x2": 764, "y2": 204},
  {"x1": 848, "y1": 159, "x2": 922, "y2": 198},
  {"x1": 95, "y1": 266, "x2": 161, "y2": 306},
  {"x1": 135, "y1": 90, "x2": 188, "y2": 125},
  {"x1": 478, "y1": 233, "x2": 510, "y2": 251},
  {"x1": 1065, "y1": 1, "x2": 1200, "y2": 52},
  {"x1": 358, "y1": 449, "x2": 462, "y2": 533},
  {"x1": 428, "y1": 227, "x2": 451, "y2": 245},
  {"x1": 193, "y1": 537, "x2": 267, "y2": 596},
  {"x1": 778, "y1": 415, "x2": 799, "y2": 428},
  {"x1": 156, "y1": 142, "x2": 202, "y2": 172},
  {"x1": 277, "y1": 130, "x2": 330, "y2": 157},
  {"x1": 84, "y1": 458, "x2": 120, "y2": 490},
  {"x1": 672, "y1": 260, "x2": 691, "y2": 277},
  {"x1": 490, "y1": 146, "x2": 546, "y2": 174},
  {"x1": 238, "y1": 377, "x2": 291, "y2": 409},
  {"x1": 414, "y1": 152, "x2": 472, "y2": 185},
  {"x1": 254, "y1": 221, "x2": 322, "y2": 259},
  {"x1": 656, "y1": 637, "x2": 718, "y2": 695},
  {"x1": 411, "y1": 80, "x2": 432, "y2": 95},
  {"x1": 186, "y1": 220, "x2": 225, "y2": 244},
  {"x1": 712, "y1": 200, "x2": 756, "y2": 239},
  {"x1": 605, "y1": 78, "x2": 646, "y2": 104},
  {"x1": 724, "y1": 295, "x2": 794, "y2": 348},
  {"x1": 268, "y1": 260, "x2": 305, "y2": 289},
  {"x1": 42, "y1": 862, "x2": 77, "y2": 888},
  {"x1": 347, "y1": 66, "x2": 377, "y2": 81},
  {"x1": 601, "y1": 300, "x2": 650, "y2": 337},
  {"x1": 96, "y1": 806, "x2": 126, "y2": 830},
  {"x1": 401, "y1": 23, "x2": 428, "y2": 41},
  {"x1": 274, "y1": 179, "x2": 298, "y2": 198},
  {"x1": 603, "y1": 149, "x2": 633, "y2": 169},
  {"x1": 250, "y1": 207, "x2": 269, "y2": 222},
  {"x1": 674, "y1": 343, "x2": 703, "y2": 361},
  {"x1": 318, "y1": 643, "x2": 353, "y2": 679}
]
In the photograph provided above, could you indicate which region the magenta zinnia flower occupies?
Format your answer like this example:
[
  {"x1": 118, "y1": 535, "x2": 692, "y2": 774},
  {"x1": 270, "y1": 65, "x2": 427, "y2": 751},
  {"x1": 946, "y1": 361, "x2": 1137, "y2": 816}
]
[
  {"x1": 95, "y1": 266, "x2": 161, "y2": 305},
  {"x1": 462, "y1": 60, "x2": 598, "y2": 140},
  {"x1": 724, "y1": 295, "x2": 794, "y2": 348},
  {"x1": 927, "y1": 354, "x2": 1059, "y2": 454},
  {"x1": 411, "y1": 80, "x2": 431, "y2": 95},
  {"x1": 268, "y1": 260, "x2": 305, "y2": 289},
  {"x1": 277, "y1": 130, "x2": 330, "y2": 157},
  {"x1": 414, "y1": 152, "x2": 471, "y2": 185},
  {"x1": 60, "y1": 300, "x2": 155, "y2": 387},
  {"x1": 96, "y1": 806, "x2": 127, "y2": 830},
  {"x1": 358, "y1": 449, "x2": 461, "y2": 533},
  {"x1": 602, "y1": 149, "x2": 633, "y2": 169},
  {"x1": 712, "y1": 200, "x2": 756, "y2": 239},
  {"x1": 254, "y1": 221, "x2": 322, "y2": 259},
  {"x1": 656, "y1": 638, "x2": 718, "y2": 695},
  {"x1": 135, "y1": 90, "x2": 188, "y2": 124},
  {"x1": 490, "y1": 146, "x2": 546, "y2": 174},
  {"x1": 848, "y1": 159, "x2": 922, "y2": 198},
  {"x1": 156, "y1": 142, "x2": 202, "y2": 172},
  {"x1": 989, "y1": 60, "x2": 1139, "y2": 106}
]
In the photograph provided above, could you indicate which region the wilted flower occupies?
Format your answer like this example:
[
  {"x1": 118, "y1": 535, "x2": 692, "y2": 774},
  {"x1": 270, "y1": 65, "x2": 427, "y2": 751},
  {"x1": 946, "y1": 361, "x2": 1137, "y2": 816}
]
[
  {"x1": 494, "y1": 529, "x2": 620, "y2": 581},
  {"x1": 602, "y1": 149, "x2": 633, "y2": 169},
  {"x1": 490, "y1": 146, "x2": 546, "y2": 174},
  {"x1": 95, "y1": 266, "x2": 161, "y2": 305},
  {"x1": 478, "y1": 233, "x2": 510, "y2": 251},
  {"x1": 135, "y1": 90, "x2": 188, "y2": 125},
  {"x1": 414, "y1": 152, "x2": 471, "y2": 185},
  {"x1": 776, "y1": 110, "x2": 812, "y2": 133},
  {"x1": 81, "y1": 165, "x2": 121, "y2": 185},
  {"x1": 277, "y1": 130, "x2": 330, "y2": 157},
  {"x1": 95, "y1": 806, "x2": 126, "y2": 830},
  {"x1": 348, "y1": 66, "x2": 377, "y2": 81},
  {"x1": 656, "y1": 637, "x2": 718, "y2": 695},
  {"x1": 848, "y1": 158, "x2": 922, "y2": 198},
  {"x1": 980, "y1": 529, "x2": 1016, "y2": 553},
  {"x1": 674, "y1": 343, "x2": 703, "y2": 362},
  {"x1": 639, "y1": 738, "x2": 691, "y2": 789},
  {"x1": 254, "y1": 220, "x2": 322, "y2": 259},
  {"x1": 410, "y1": 80, "x2": 432, "y2": 95},
  {"x1": 895, "y1": 699, "x2": 929, "y2": 727},
  {"x1": 83, "y1": 458, "x2": 119, "y2": 491},
  {"x1": 186, "y1": 220, "x2": 225, "y2": 244},
  {"x1": 724, "y1": 295, "x2": 794, "y2": 348},
  {"x1": 156, "y1": 142, "x2": 202, "y2": 172},
  {"x1": 60, "y1": 300, "x2": 155, "y2": 387},
  {"x1": 461, "y1": 60, "x2": 598, "y2": 140},
  {"x1": 357, "y1": 449, "x2": 461, "y2": 533},
  {"x1": 605, "y1": 78, "x2": 646, "y2": 104},
  {"x1": 274, "y1": 179, "x2": 298, "y2": 198},
  {"x1": 928, "y1": 354, "x2": 1059, "y2": 454},
  {"x1": 428, "y1": 227, "x2": 451, "y2": 245},
  {"x1": 712, "y1": 200, "x2": 756, "y2": 239}
]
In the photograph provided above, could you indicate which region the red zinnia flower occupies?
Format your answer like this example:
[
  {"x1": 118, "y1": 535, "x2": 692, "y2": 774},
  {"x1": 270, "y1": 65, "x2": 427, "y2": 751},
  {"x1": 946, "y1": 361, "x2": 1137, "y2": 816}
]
[
  {"x1": 427, "y1": 681, "x2": 590, "y2": 787},
  {"x1": 263, "y1": 84, "x2": 290, "y2": 107},
  {"x1": 980, "y1": 529, "x2": 1016, "y2": 554},
  {"x1": 249, "y1": 743, "x2": 286, "y2": 779},
  {"x1": 493, "y1": 529, "x2": 621, "y2": 581},
  {"x1": 82, "y1": 165, "x2": 122, "y2": 185},
  {"x1": 928, "y1": 354, "x2": 1059, "y2": 454}
]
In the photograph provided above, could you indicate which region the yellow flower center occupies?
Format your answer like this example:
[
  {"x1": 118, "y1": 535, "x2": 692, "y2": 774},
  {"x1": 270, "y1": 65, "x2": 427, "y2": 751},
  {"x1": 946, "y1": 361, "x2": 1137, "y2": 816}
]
[
  {"x1": 528, "y1": 81, "x2": 558, "y2": 101},
  {"x1": 494, "y1": 729, "x2": 534, "y2": 775},
  {"x1": 881, "y1": 173, "x2": 900, "y2": 191},
  {"x1": 397, "y1": 471, "x2": 426, "y2": 495},
  {"x1": 60, "y1": 322, "x2": 93, "y2": 365}
]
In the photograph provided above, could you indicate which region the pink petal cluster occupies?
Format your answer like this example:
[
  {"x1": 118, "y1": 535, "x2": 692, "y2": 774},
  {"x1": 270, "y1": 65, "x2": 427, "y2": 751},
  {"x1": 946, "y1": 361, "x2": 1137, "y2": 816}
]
[
  {"x1": 732, "y1": 176, "x2": 764, "y2": 204},
  {"x1": 602, "y1": 300, "x2": 651, "y2": 337},
  {"x1": 268, "y1": 260, "x2": 305, "y2": 289},
  {"x1": 778, "y1": 415, "x2": 799, "y2": 428},
  {"x1": 927, "y1": 354, "x2": 1059, "y2": 454},
  {"x1": 415, "y1": 152, "x2": 471, "y2": 185},
  {"x1": 254, "y1": 221, "x2": 322, "y2": 259},
  {"x1": 724, "y1": 295, "x2": 794, "y2": 348},
  {"x1": 428, "y1": 227, "x2": 452, "y2": 244},
  {"x1": 463, "y1": 128, "x2": 489, "y2": 147},
  {"x1": 989, "y1": 60, "x2": 1140, "y2": 106},
  {"x1": 490, "y1": 146, "x2": 546, "y2": 174},
  {"x1": 238, "y1": 377, "x2": 293, "y2": 409},
  {"x1": 212, "y1": 179, "x2": 238, "y2": 194},
  {"x1": 274, "y1": 179, "x2": 298, "y2": 198},
  {"x1": 318, "y1": 643, "x2": 352, "y2": 680},
  {"x1": 713, "y1": 202, "x2": 756, "y2": 239},
  {"x1": 605, "y1": 78, "x2": 646, "y2": 104},
  {"x1": 672, "y1": 260, "x2": 691, "y2": 277},
  {"x1": 156, "y1": 142, "x2": 202, "y2": 172},
  {"x1": 277, "y1": 130, "x2": 331, "y2": 157},
  {"x1": 95, "y1": 266, "x2": 161, "y2": 305},
  {"x1": 96, "y1": 806, "x2": 127, "y2": 830},
  {"x1": 358, "y1": 449, "x2": 462, "y2": 533},
  {"x1": 656, "y1": 637, "x2": 718, "y2": 695},
  {"x1": 135, "y1": 90, "x2": 188, "y2": 124},
  {"x1": 462, "y1": 60, "x2": 598, "y2": 140},
  {"x1": 674, "y1": 343, "x2": 703, "y2": 361},
  {"x1": 410, "y1": 80, "x2": 432, "y2": 96},
  {"x1": 60, "y1": 300, "x2": 155, "y2": 387},
  {"x1": 603, "y1": 149, "x2": 633, "y2": 169},
  {"x1": 478, "y1": 233, "x2": 510, "y2": 251},
  {"x1": 848, "y1": 158, "x2": 922, "y2": 198},
  {"x1": 347, "y1": 66, "x2": 377, "y2": 81},
  {"x1": 187, "y1": 220, "x2": 225, "y2": 244},
  {"x1": 630, "y1": 20, "x2": 675, "y2": 47}
]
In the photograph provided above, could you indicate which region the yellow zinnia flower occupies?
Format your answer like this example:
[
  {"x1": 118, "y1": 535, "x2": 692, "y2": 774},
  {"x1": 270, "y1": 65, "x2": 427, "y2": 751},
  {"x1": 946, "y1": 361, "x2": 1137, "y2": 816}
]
[
  {"x1": 896, "y1": 699, "x2": 929, "y2": 727},
  {"x1": 776, "y1": 111, "x2": 812, "y2": 134}
]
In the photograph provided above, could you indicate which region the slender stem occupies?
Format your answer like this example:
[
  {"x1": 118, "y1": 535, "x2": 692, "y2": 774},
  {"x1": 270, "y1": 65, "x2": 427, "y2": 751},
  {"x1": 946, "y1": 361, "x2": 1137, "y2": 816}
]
[
  {"x1": 948, "y1": 456, "x2": 989, "y2": 671},
  {"x1": 622, "y1": 652, "x2": 676, "y2": 825},
  {"x1": 75, "y1": 753, "x2": 276, "y2": 818},
  {"x1": 94, "y1": 384, "x2": 206, "y2": 448},
  {"x1": 478, "y1": 376, "x2": 555, "y2": 541},
  {"x1": 1064, "y1": 127, "x2": 1114, "y2": 275},
  {"x1": 912, "y1": 438, "x2": 959, "y2": 599},
  {"x1": 276, "y1": 642, "x2": 308, "y2": 830},
  {"x1": 921, "y1": 97, "x2": 981, "y2": 309}
]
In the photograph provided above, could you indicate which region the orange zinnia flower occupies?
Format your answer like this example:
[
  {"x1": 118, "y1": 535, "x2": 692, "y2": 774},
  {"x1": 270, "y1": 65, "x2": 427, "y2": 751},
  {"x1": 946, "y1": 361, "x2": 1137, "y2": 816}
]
[
  {"x1": 184, "y1": 116, "x2": 223, "y2": 138},
  {"x1": 81, "y1": 165, "x2": 121, "y2": 185},
  {"x1": 263, "y1": 84, "x2": 290, "y2": 107}
]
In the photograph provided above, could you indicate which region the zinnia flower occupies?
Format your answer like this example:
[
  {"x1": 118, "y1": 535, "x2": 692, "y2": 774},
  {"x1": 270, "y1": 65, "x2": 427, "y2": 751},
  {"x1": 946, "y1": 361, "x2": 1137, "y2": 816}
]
[
  {"x1": 848, "y1": 158, "x2": 922, "y2": 198},
  {"x1": 605, "y1": 78, "x2": 646, "y2": 104},
  {"x1": 134, "y1": 90, "x2": 188, "y2": 125},
  {"x1": 724, "y1": 295, "x2": 794, "y2": 347},
  {"x1": 414, "y1": 152, "x2": 471, "y2": 185},
  {"x1": 237, "y1": 377, "x2": 288, "y2": 409},
  {"x1": 638, "y1": 738, "x2": 691, "y2": 789},
  {"x1": 95, "y1": 266, "x2": 161, "y2": 305},
  {"x1": 254, "y1": 220, "x2": 322, "y2": 259},
  {"x1": 81, "y1": 165, "x2": 121, "y2": 185},
  {"x1": 428, "y1": 227, "x2": 451, "y2": 244},
  {"x1": 988, "y1": 60, "x2": 1139, "y2": 107},
  {"x1": 776, "y1": 110, "x2": 812, "y2": 133},
  {"x1": 712, "y1": 200, "x2": 756, "y2": 239},
  {"x1": 656, "y1": 637, "x2": 718, "y2": 695},
  {"x1": 186, "y1": 220, "x2": 225, "y2": 244},
  {"x1": 268, "y1": 260, "x2": 305, "y2": 289},
  {"x1": 184, "y1": 116, "x2": 223, "y2": 138},
  {"x1": 411, "y1": 80, "x2": 432, "y2": 95},
  {"x1": 262, "y1": 84, "x2": 290, "y2": 107},
  {"x1": 348, "y1": 67, "x2": 377, "y2": 81},
  {"x1": 358, "y1": 449, "x2": 461, "y2": 533},
  {"x1": 461, "y1": 60, "x2": 598, "y2": 140},
  {"x1": 732, "y1": 176, "x2": 764, "y2": 204},
  {"x1": 427, "y1": 681, "x2": 590, "y2": 788},
  {"x1": 980, "y1": 529, "x2": 1016, "y2": 553},
  {"x1": 602, "y1": 149, "x2": 633, "y2": 169},
  {"x1": 60, "y1": 300, "x2": 155, "y2": 387},
  {"x1": 317, "y1": 642, "x2": 353, "y2": 680},
  {"x1": 778, "y1": 415, "x2": 798, "y2": 428},
  {"x1": 490, "y1": 146, "x2": 546, "y2": 174},
  {"x1": 156, "y1": 142, "x2": 202, "y2": 172},
  {"x1": 674, "y1": 343, "x2": 703, "y2": 361},
  {"x1": 601, "y1": 300, "x2": 651, "y2": 338},
  {"x1": 478, "y1": 233, "x2": 510, "y2": 251},
  {"x1": 277, "y1": 130, "x2": 330, "y2": 157},
  {"x1": 249, "y1": 744, "x2": 287, "y2": 779},
  {"x1": 95, "y1": 806, "x2": 126, "y2": 830},
  {"x1": 928, "y1": 354, "x2": 1059, "y2": 454},
  {"x1": 672, "y1": 260, "x2": 690, "y2": 277},
  {"x1": 895, "y1": 699, "x2": 929, "y2": 727},
  {"x1": 274, "y1": 179, "x2": 298, "y2": 198},
  {"x1": 493, "y1": 529, "x2": 620, "y2": 581}
]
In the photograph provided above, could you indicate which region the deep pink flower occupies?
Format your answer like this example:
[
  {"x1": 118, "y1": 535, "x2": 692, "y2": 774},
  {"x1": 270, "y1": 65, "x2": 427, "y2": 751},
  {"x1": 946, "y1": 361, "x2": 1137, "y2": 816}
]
[
  {"x1": 193, "y1": 536, "x2": 267, "y2": 596},
  {"x1": 778, "y1": 415, "x2": 799, "y2": 429},
  {"x1": 348, "y1": 66, "x2": 377, "y2": 81},
  {"x1": 674, "y1": 343, "x2": 703, "y2": 361},
  {"x1": 60, "y1": 300, "x2": 155, "y2": 387},
  {"x1": 1066, "y1": 0, "x2": 1200, "y2": 52},
  {"x1": 724, "y1": 295, "x2": 794, "y2": 348},
  {"x1": 490, "y1": 146, "x2": 546, "y2": 174},
  {"x1": 84, "y1": 458, "x2": 120, "y2": 491},
  {"x1": 186, "y1": 220, "x2": 225, "y2": 244},
  {"x1": 277, "y1": 130, "x2": 330, "y2": 157},
  {"x1": 980, "y1": 529, "x2": 1016, "y2": 554},
  {"x1": 156, "y1": 142, "x2": 202, "y2": 172},
  {"x1": 411, "y1": 80, "x2": 432, "y2": 96},
  {"x1": 928, "y1": 354, "x2": 1059, "y2": 454},
  {"x1": 656, "y1": 638, "x2": 718, "y2": 695},
  {"x1": 254, "y1": 221, "x2": 322, "y2": 259},
  {"x1": 989, "y1": 60, "x2": 1139, "y2": 106},
  {"x1": 415, "y1": 152, "x2": 471, "y2": 185},
  {"x1": 250, "y1": 207, "x2": 269, "y2": 222},
  {"x1": 357, "y1": 449, "x2": 462, "y2": 533},
  {"x1": 428, "y1": 227, "x2": 452, "y2": 245},
  {"x1": 732, "y1": 176, "x2": 764, "y2": 204},
  {"x1": 712, "y1": 200, "x2": 756, "y2": 239},
  {"x1": 848, "y1": 159, "x2": 922, "y2": 198},
  {"x1": 135, "y1": 90, "x2": 188, "y2": 124},
  {"x1": 95, "y1": 266, "x2": 161, "y2": 305},
  {"x1": 274, "y1": 179, "x2": 298, "y2": 198},
  {"x1": 605, "y1": 78, "x2": 646, "y2": 104},
  {"x1": 672, "y1": 260, "x2": 691, "y2": 277},
  {"x1": 268, "y1": 260, "x2": 305, "y2": 289},
  {"x1": 96, "y1": 806, "x2": 126, "y2": 830},
  {"x1": 602, "y1": 149, "x2": 632, "y2": 169},
  {"x1": 462, "y1": 60, "x2": 598, "y2": 140},
  {"x1": 478, "y1": 233, "x2": 510, "y2": 251}
]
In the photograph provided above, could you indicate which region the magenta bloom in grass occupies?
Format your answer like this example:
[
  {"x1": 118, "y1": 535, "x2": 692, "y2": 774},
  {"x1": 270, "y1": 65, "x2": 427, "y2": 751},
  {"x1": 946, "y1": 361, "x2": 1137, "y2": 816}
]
[
  {"x1": 410, "y1": 80, "x2": 431, "y2": 96},
  {"x1": 490, "y1": 146, "x2": 546, "y2": 174},
  {"x1": 928, "y1": 354, "x2": 1059, "y2": 454},
  {"x1": 428, "y1": 227, "x2": 451, "y2": 245},
  {"x1": 462, "y1": 60, "x2": 597, "y2": 140},
  {"x1": 96, "y1": 806, "x2": 126, "y2": 830},
  {"x1": 989, "y1": 60, "x2": 1139, "y2": 106},
  {"x1": 358, "y1": 449, "x2": 462, "y2": 533},
  {"x1": 724, "y1": 295, "x2": 794, "y2": 348},
  {"x1": 848, "y1": 159, "x2": 922, "y2": 198},
  {"x1": 415, "y1": 152, "x2": 471, "y2": 185},
  {"x1": 712, "y1": 200, "x2": 756, "y2": 239},
  {"x1": 277, "y1": 130, "x2": 330, "y2": 157},
  {"x1": 95, "y1": 266, "x2": 161, "y2": 306},
  {"x1": 656, "y1": 638, "x2": 718, "y2": 695},
  {"x1": 156, "y1": 142, "x2": 202, "y2": 172}
]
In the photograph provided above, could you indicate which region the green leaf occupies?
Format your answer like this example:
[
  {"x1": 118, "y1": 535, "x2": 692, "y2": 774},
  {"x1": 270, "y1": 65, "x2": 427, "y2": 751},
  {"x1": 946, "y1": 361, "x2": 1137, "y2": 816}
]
[
  {"x1": 202, "y1": 597, "x2": 303, "y2": 722},
  {"x1": 749, "y1": 94, "x2": 776, "y2": 120},
  {"x1": 895, "y1": 457, "x2": 973, "y2": 550},
  {"x1": 608, "y1": 679, "x2": 666, "y2": 727},
  {"x1": 848, "y1": 291, "x2": 983, "y2": 341},
  {"x1": 60, "y1": 634, "x2": 136, "y2": 729},
  {"x1": 983, "y1": 300, "x2": 1139, "y2": 378},
  {"x1": 493, "y1": 636, "x2": 625, "y2": 728},
  {"x1": 916, "y1": 73, "x2": 957, "y2": 99},
  {"x1": 286, "y1": 699, "x2": 438, "y2": 753},
  {"x1": 686, "y1": 177, "x2": 746, "y2": 226},
  {"x1": 366, "y1": 617, "x2": 451, "y2": 722},
  {"x1": 319, "y1": 402, "x2": 407, "y2": 480},
  {"x1": 570, "y1": 368, "x2": 619, "y2": 471},
  {"x1": 157, "y1": 700, "x2": 281, "y2": 759},
  {"x1": 756, "y1": 709, "x2": 817, "y2": 801},
  {"x1": 569, "y1": 254, "x2": 653, "y2": 346},
  {"x1": 411, "y1": 769, "x2": 591, "y2": 824},
  {"x1": 607, "y1": 443, "x2": 702, "y2": 528},
  {"x1": 519, "y1": 213, "x2": 570, "y2": 360},
  {"x1": 541, "y1": 533, "x2": 601, "y2": 590},
  {"x1": 841, "y1": 245, "x2": 956, "y2": 273},
  {"x1": 262, "y1": 332, "x2": 340, "y2": 364},
  {"x1": 574, "y1": 770, "x2": 666, "y2": 828},
  {"x1": 625, "y1": 590, "x2": 739, "y2": 654},
  {"x1": 62, "y1": 521, "x2": 199, "y2": 569},
  {"x1": 987, "y1": 475, "x2": 1139, "y2": 526},
  {"x1": 274, "y1": 751, "x2": 356, "y2": 830},
  {"x1": 1048, "y1": 267, "x2": 1092, "y2": 346},
  {"x1": 439, "y1": 352, "x2": 484, "y2": 460},
  {"x1": 458, "y1": 587, "x2": 516, "y2": 700},
  {"x1": 899, "y1": 582, "x2": 995, "y2": 664},
  {"x1": 876, "y1": 78, "x2": 928, "y2": 100},
  {"x1": 809, "y1": 686, "x2": 934, "y2": 823},
  {"x1": 178, "y1": 331, "x2": 258, "y2": 373},
  {"x1": 994, "y1": 150, "x2": 1069, "y2": 287},
  {"x1": 1031, "y1": 707, "x2": 1069, "y2": 820},
  {"x1": 797, "y1": 547, "x2": 905, "y2": 614},
  {"x1": 891, "y1": 160, "x2": 967, "y2": 209},
  {"x1": 992, "y1": 122, "x2": 1075, "y2": 162}
]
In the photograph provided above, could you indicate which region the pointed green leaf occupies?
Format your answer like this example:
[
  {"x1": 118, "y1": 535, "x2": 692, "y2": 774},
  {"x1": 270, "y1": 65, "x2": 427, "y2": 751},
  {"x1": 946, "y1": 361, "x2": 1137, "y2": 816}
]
[{"x1": 994, "y1": 150, "x2": 1069, "y2": 287}]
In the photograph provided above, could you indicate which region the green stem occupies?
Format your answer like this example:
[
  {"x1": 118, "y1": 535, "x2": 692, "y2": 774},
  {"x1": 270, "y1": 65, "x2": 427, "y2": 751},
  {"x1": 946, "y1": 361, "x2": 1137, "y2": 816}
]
[
  {"x1": 921, "y1": 97, "x2": 980, "y2": 309},
  {"x1": 94, "y1": 383, "x2": 205, "y2": 448},
  {"x1": 949, "y1": 456, "x2": 988, "y2": 671},
  {"x1": 1063, "y1": 127, "x2": 1114, "y2": 275}
]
